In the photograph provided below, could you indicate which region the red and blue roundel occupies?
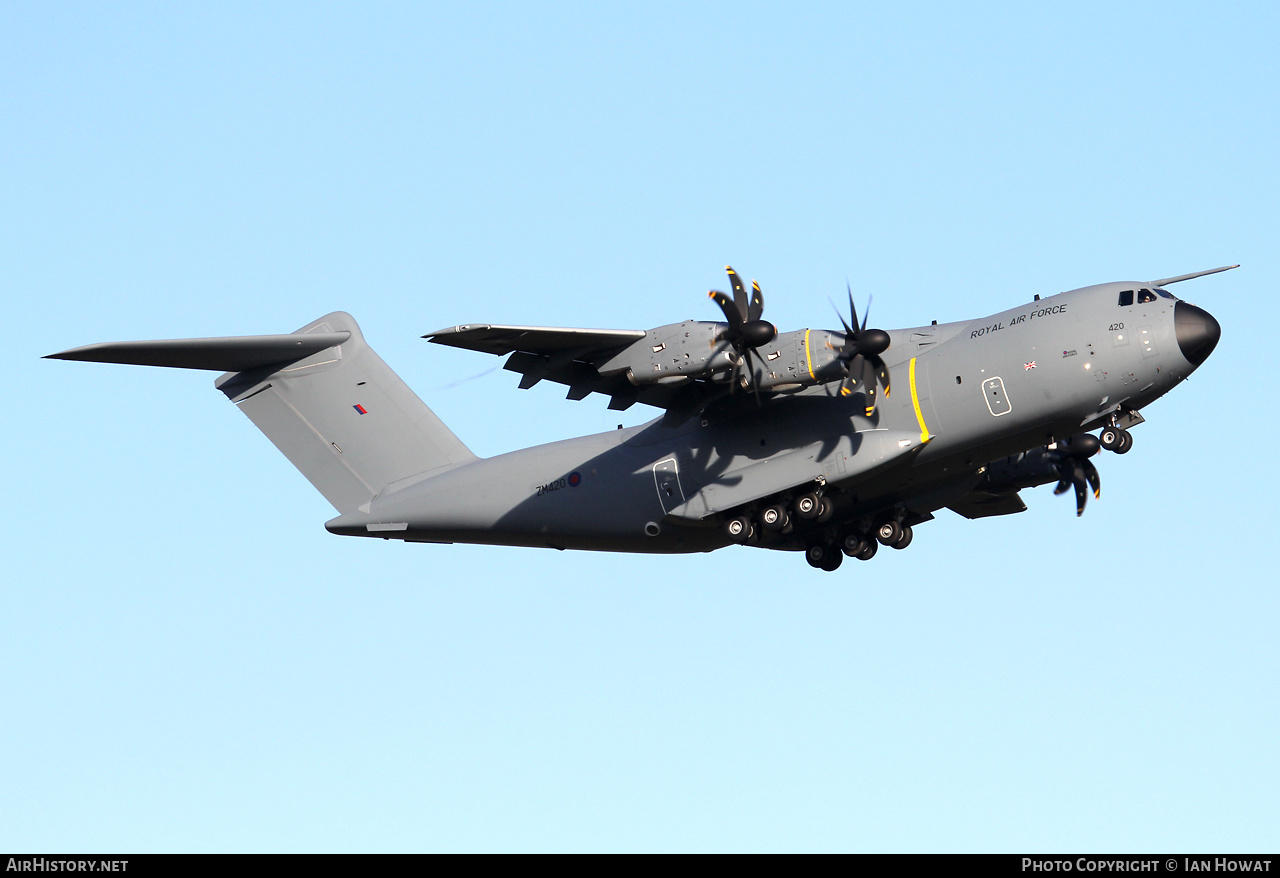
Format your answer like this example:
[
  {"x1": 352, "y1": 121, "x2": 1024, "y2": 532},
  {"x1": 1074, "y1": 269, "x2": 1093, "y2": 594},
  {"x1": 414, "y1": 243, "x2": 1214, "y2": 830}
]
[{"x1": 568, "y1": 471, "x2": 582, "y2": 487}]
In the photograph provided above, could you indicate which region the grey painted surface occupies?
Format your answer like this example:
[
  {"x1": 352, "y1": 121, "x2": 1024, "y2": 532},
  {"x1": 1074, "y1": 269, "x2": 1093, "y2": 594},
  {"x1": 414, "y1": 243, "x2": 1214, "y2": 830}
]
[{"x1": 47, "y1": 271, "x2": 1224, "y2": 564}]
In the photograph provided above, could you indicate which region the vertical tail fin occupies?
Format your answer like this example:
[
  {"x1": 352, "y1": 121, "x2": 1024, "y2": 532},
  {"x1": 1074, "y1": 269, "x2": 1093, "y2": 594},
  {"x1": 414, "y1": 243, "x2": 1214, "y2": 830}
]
[
  {"x1": 215, "y1": 312, "x2": 475, "y2": 512},
  {"x1": 48, "y1": 312, "x2": 476, "y2": 513}
]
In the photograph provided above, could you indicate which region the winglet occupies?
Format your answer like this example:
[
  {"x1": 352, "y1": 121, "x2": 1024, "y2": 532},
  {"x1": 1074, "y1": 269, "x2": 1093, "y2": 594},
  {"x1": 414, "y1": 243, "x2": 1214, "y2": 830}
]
[{"x1": 1151, "y1": 264, "x2": 1239, "y2": 286}]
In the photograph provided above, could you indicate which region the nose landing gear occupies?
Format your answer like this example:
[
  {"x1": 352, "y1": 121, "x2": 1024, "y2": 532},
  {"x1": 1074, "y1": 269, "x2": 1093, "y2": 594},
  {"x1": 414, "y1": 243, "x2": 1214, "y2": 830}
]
[{"x1": 1099, "y1": 425, "x2": 1133, "y2": 454}]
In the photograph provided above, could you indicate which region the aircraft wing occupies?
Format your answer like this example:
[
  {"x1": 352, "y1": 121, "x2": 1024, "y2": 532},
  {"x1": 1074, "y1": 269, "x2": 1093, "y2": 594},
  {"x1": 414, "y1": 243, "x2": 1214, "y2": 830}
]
[
  {"x1": 425, "y1": 324, "x2": 646, "y2": 356},
  {"x1": 426, "y1": 323, "x2": 703, "y2": 412}
]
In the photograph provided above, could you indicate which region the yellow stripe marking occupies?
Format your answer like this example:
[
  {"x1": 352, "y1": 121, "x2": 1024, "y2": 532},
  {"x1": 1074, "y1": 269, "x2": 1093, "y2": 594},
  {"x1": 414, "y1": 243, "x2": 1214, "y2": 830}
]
[
  {"x1": 804, "y1": 329, "x2": 816, "y2": 381},
  {"x1": 909, "y1": 357, "x2": 932, "y2": 444}
]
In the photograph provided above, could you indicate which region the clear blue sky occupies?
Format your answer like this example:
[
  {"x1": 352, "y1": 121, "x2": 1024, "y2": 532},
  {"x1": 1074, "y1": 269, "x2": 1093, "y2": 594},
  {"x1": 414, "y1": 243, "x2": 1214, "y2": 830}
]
[{"x1": 4, "y1": 1, "x2": 1278, "y2": 852}]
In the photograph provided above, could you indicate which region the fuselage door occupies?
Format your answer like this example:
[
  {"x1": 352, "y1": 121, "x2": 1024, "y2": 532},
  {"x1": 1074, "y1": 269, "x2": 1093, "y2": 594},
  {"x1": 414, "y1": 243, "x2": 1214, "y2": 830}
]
[
  {"x1": 983, "y1": 376, "x2": 1012, "y2": 416},
  {"x1": 653, "y1": 457, "x2": 686, "y2": 514}
]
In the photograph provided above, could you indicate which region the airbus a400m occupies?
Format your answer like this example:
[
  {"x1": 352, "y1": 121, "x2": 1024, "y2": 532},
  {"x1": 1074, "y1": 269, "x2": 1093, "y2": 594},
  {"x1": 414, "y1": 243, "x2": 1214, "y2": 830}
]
[{"x1": 48, "y1": 264, "x2": 1228, "y2": 572}]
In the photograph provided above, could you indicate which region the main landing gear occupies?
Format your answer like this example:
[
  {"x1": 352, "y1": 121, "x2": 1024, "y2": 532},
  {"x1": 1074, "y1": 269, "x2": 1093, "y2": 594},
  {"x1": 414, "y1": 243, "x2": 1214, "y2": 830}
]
[
  {"x1": 806, "y1": 516, "x2": 913, "y2": 572},
  {"x1": 722, "y1": 491, "x2": 917, "y2": 572},
  {"x1": 805, "y1": 542, "x2": 843, "y2": 571},
  {"x1": 723, "y1": 491, "x2": 832, "y2": 543},
  {"x1": 875, "y1": 520, "x2": 914, "y2": 550}
]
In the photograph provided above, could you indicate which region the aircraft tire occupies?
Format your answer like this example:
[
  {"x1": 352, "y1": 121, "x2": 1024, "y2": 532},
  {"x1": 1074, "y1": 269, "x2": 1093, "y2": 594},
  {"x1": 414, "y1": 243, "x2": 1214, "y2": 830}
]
[
  {"x1": 820, "y1": 549, "x2": 843, "y2": 572},
  {"x1": 805, "y1": 544, "x2": 828, "y2": 568},
  {"x1": 815, "y1": 497, "x2": 834, "y2": 523},
  {"x1": 876, "y1": 520, "x2": 903, "y2": 546},
  {"x1": 794, "y1": 493, "x2": 821, "y2": 520},
  {"x1": 1116, "y1": 429, "x2": 1134, "y2": 454},
  {"x1": 855, "y1": 539, "x2": 878, "y2": 561},
  {"x1": 760, "y1": 504, "x2": 789, "y2": 531},
  {"x1": 840, "y1": 533, "x2": 866, "y2": 558},
  {"x1": 890, "y1": 525, "x2": 913, "y2": 550},
  {"x1": 1100, "y1": 427, "x2": 1123, "y2": 451},
  {"x1": 725, "y1": 516, "x2": 753, "y2": 542}
]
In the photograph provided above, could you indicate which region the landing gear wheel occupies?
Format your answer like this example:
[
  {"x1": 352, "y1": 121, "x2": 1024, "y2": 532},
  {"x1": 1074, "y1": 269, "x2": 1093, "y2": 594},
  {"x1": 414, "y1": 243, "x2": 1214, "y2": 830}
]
[
  {"x1": 1100, "y1": 426, "x2": 1127, "y2": 452},
  {"x1": 890, "y1": 524, "x2": 913, "y2": 550},
  {"x1": 855, "y1": 539, "x2": 878, "y2": 561},
  {"x1": 876, "y1": 520, "x2": 903, "y2": 546},
  {"x1": 815, "y1": 497, "x2": 834, "y2": 524},
  {"x1": 820, "y1": 550, "x2": 843, "y2": 572},
  {"x1": 840, "y1": 533, "x2": 867, "y2": 558},
  {"x1": 760, "y1": 504, "x2": 789, "y2": 531},
  {"x1": 1115, "y1": 429, "x2": 1133, "y2": 454},
  {"x1": 794, "y1": 493, "x2": 821, "y2": 520},
  {"x1": 805, "y1": 543, "x2": 829, "y2": 568},
  {"x1": 725, "y1": 516, "x2": 753, "y2": 543}
]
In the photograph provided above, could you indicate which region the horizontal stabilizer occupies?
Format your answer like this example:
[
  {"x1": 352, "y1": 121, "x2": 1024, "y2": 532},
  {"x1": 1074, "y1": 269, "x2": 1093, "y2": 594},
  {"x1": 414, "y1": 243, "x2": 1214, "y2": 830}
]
[{"x1": 45, "y1": 332, "x2": 351, "y2": 371}]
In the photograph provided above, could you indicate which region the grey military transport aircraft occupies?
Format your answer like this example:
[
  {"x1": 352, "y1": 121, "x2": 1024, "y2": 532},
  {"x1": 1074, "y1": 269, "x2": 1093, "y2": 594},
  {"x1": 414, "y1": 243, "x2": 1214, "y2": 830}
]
[{"x1": 47, "y1": 264, "x2": 1228, "y2": 571}]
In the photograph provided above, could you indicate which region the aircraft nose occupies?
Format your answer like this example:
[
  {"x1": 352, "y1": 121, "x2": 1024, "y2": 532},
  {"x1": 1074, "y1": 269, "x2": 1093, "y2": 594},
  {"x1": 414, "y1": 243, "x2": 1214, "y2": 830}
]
[{"x1": 1174, "y1": 301, "x2": 1221, "y2": 366}]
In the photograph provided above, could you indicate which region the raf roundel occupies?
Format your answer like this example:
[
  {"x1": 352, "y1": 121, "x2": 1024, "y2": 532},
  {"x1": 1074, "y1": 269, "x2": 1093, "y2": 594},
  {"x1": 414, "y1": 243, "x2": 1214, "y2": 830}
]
[{"x1": 568, "y1": 471, "x2": 582, "y2": 487}]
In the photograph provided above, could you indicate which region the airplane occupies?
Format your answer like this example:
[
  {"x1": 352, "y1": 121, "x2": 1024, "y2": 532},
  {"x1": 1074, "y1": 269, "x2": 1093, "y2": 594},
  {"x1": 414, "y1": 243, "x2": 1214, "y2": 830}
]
[{"x1": 46, "y1": 263, "x2": 1228, "y2": 572}]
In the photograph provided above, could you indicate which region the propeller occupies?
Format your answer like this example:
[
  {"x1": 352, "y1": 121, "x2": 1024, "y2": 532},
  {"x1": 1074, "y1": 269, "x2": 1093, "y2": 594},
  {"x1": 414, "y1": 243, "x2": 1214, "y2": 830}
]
[
  {"x1": 1051, "y1": 433, "x2": 1102, "y2": 516},
  {"x1": 833, "y1": 285, "x2": 892, "y2": 415},
  {"x1": 708, "y1": 266, "x2": 777, "y2": 400}
]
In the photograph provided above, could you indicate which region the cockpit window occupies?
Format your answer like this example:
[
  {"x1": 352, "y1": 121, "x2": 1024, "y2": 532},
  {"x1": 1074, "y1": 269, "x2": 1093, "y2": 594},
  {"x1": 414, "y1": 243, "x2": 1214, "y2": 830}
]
[
  {"x1": 1154, "y1": 287, "x2": 1175, "y2": 299},
  {"x1": 1118, "y1": 290, "x2": 1134, "y2": 306},
  {"x1": 1137, "y1": 288, "x2": 1157, "y2": 304}
]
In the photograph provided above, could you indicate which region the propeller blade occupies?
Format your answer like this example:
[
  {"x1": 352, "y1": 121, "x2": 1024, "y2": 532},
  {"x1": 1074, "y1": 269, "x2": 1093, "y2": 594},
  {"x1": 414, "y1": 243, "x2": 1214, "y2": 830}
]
[
  {"x1": 1072, "y1": 465, "x2": 1088, "y2": 517},
  {"x1": 871, "y1": 354, "x2": 891, "y2": 398},
  {"x1": 839, "y1": 371, "x2": 857, "y2": 397},
  {"x1": 745, "y1": 348, "x2": 764, "y2": 406},
  {"x1": 728, "y1": 352, "x2": 743, "y2": 395},
  {"x1": 749, "y1": 279, "x2": 765, "y2": 323},
  {"x1": 708, "y1": 290, "x2": 743, "y2": 333},
  {"x1": 846, "y1": 284, "x2": 860, "y2": 336},
  {"x1": 1083, "y1": 458, "x2": 1101, "y2": 499},
  {"x1": 725, "y1": 266, "x2": 749, "y2": 320},
  {"x1": 1053, "y1": 477, "x2": 1071, "y2": 495},
  {"x1": 860, "y1": 357, "x2": 878, "y2": 415}
]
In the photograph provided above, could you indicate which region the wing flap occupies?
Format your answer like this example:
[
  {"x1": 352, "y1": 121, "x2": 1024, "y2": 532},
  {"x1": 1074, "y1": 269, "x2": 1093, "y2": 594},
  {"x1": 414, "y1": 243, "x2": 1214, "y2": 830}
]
[{"x1": 425, "y1": 324, "x2": 645, "y2": 356}]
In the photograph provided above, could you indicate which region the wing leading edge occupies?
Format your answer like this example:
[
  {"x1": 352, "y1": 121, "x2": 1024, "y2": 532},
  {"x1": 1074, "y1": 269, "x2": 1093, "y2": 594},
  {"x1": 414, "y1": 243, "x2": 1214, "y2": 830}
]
[{"x1": 426, "y1": 323, "x2": 711, "y2": 412}]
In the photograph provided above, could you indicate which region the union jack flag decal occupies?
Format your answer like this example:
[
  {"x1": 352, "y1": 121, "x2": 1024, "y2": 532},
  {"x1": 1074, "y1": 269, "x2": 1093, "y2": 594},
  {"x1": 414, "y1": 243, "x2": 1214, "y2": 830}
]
[{"x1": 1024, "y1": 361, "x2": 1037, "y2": 370}]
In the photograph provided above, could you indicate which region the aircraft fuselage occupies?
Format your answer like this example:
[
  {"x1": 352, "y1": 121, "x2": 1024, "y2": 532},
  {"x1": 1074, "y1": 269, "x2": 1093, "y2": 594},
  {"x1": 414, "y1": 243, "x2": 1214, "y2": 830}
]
[{"x1": 325, "y1": 279, "x2": 1218, "y2": 554}]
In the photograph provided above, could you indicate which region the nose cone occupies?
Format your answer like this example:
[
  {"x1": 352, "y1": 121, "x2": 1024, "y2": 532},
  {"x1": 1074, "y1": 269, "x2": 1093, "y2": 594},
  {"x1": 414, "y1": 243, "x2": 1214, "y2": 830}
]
[{"x1": 1174, "y1": 301, "x2": 1221, "y2": 367}]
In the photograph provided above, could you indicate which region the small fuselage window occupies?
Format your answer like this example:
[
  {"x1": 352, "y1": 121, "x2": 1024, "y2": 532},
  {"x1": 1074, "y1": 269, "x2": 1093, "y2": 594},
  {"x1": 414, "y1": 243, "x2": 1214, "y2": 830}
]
[
  {"x1": 1118, "y1": 290, "x2": 1134, "y2": 306},
  {"x1": 1137, "y1": 288, "x2": 1157, "y2": 303}
]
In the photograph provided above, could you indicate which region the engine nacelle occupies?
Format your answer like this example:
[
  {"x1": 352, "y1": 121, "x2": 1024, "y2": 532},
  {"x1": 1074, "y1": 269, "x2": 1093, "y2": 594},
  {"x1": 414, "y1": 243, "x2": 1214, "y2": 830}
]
[
  {"x1": 978, "y1": 448, "x2": 1062, "y2": 493},
  {"x1": 599, "y1": 322, "x2": 853, "y2": 390},
  {"x1": 598, "y1": 321, "x2": 736, "y2": 385}
]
